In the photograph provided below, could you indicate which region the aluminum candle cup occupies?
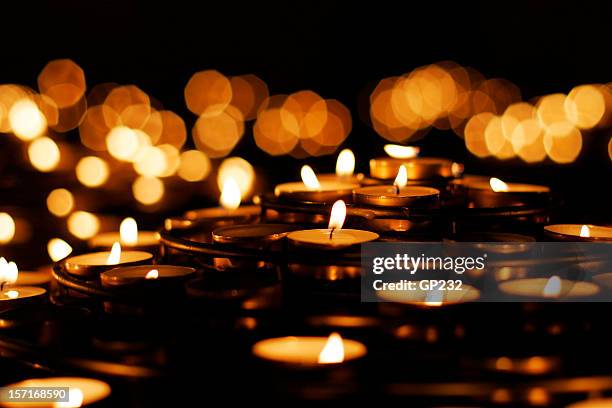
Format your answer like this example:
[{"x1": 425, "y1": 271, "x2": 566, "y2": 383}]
[
  {"x1": 453, "y1": 176, "x2": 550, "y2": 208},
  {"x1": 274, "y1": 181, "x2": 359, "y2": 203},
  {"x1": 63, "y1": 251, "x2": 154, "y2": 278},
  {"x1": 100, "y1": 265, "x2": 196, "y2": 289},
  {"x1": 353, "y1": 185, "x2": 440, "y2": 207},
  {"x1": 544, "y1": 224, "x2": 612, "y2": 242},
  {"x1": 369, "y1": 157, "x2": 454, "y2": 180}
]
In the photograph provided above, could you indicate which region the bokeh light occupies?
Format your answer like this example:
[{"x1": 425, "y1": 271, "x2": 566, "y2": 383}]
[
  {"x1": 177, "y1": 150, "x2": 211, "y2": 182},
  {"x1": 134, "y1": 146, "x2": 167, "y2": 177},
  {"x1": 254, "y1": 103, "x2": 299, "y2": 155},
  {"x1": 76, "y1": 156, "x2": 109, "y2": 187},
  {"x1": 46, "y1": 188, "x2": 75, "y2": 217},
  {"x1": 132, "y1": 176, "x2": 164, "y2": 205},
  {"x1": 9, "y1": 98, "x2": 47, "y2": 140},
  {"x1": 157, "y1": 110, "x2": 187, "y2": 148},
  {"x1": 217, "y1": 157, "x2": 254, "y2": 199},
  {"x1": 47, "y1": 238, "x2": 73, "y2": 262},
  {"x1": 565, "y1": 84, "x2": 606, "y2": 129},
  {"x1": 0, "y1": 212, "x2": 16, "y2": 244},
  {"x1": 192, "y1": 106, "x2": 244, "y2": 158},
  {"x1": 484, "y1": 116, "x2": 514, "y2": 159},
  {"x1": 28, "y1": 137, "x2": 60, "y2": 171},
  {"x1": 158, "y1": 144, "x2": 181, "y2": 177},
  {"x1": 229, "y1": 74, "x2": 269, "y2": 120},
  {"x1": 536, "y1": 94, "x2": 569, "y2": 130},
  {"x1": 543, "y1": 122, "x2": 583, "y2": 164},
  {"x1": 67, "y1": 211, "x2": 100, "y2": 240},
  {"x1": 184, "y1": 70, "x2": 232, "y2": 116},
  {"x1": 79, "y1": 105, "x2": 118, "y2": 151},
  {"x1": 106, "y1": 126, "x2": 147, "y2": 162},
  {"x1": 464, "y1": 112, "x2": 494, "y2": 158}
]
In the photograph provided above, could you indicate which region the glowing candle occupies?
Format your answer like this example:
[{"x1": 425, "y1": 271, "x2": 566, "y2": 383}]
[
  {"x1": 274, "y1": 165, "x2": 359, "y2": 203},
  {"x1": 252, "y1": 332, "x2": 366, "y2": 366},
  {"x1": 100, "y1": 265, "x2": 195, "y2": 288},
  {"x1": 544, "y1": 224, "x2": 612, "y2": 241},
  {"x1": 3, "y1": 377, "x2": 110, "y2": 406},
  {"x1": 89, "y1": 217, "x2": 160, "y2": 251},
  {"x1": 0, "y1": 258, "x2": 46, "y2": 307},
  {"x1": 183, "y1": 177, "x2": 261, "y2": 221},
  {"x1": 499, "y1": 275, "x2": 599, "y2": 298},
  {"x1": 369, "y1": 144, "x2": 455, "y2": 180},
  {"x1": 376, "y1": 282, "x2": 480, "y2": 306},
  {"x1": 316, "y1": 149, "x2": 364, "y2": 185},
  {"x1": 567, "y1": 398, "x2": 612, "y2": 407},
  {"x1": 62, "y1": 242, "x2": 153, "y2": 278},
  {"x1": 287, "y1": 200, "x2": 379, "y2": 248},
  {"x1": 353, "y1": 165, "x2": 440, "y2": 207},
  {"x1": 454, "y1": 176, "x2": 550, "y2": 208}
]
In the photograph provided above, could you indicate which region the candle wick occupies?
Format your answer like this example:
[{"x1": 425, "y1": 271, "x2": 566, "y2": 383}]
[
  {"x1": 394, "y1": 184, "x2": 400, "y2": 195},
  {"x1": 0, "y1": 282, "x2": 5, "y2": 292},
  {"x1": 329, "y1": 227, "x2": 336, "y2": 240}
]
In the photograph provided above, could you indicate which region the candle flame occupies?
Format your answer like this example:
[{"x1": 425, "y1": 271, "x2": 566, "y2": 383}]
[
  {"x1": 219, "y1": 177, "x2": 241, "y2": 210},
  {"x1": 580, "y1": 225, "x2": 590, "y2": 238},
  {"x1": 0, "y1": 257, "x2": 18, "y2": 285},
  {"x1": 335, "y1": 149, "x2": 355, "y2": 177},
  {"x1": 318, "y1": 332, "x2": 344, "y2": 364},
  {"x1": 300, "y1": 165, "x2": 321, "y2": 190},
  {"x1": 328, "y1": 200, "x2": 347, "y2": 231},
  {"x1": 106, "y1": 242, "x2": 121, "y2": 265},
  {"x1": 451, "y1": 162, "x2": 464, "y2": 178},
  {"x1": 393, "y1": 165, "x2": 408, "y2": 188},
  {"x1": 384, "y1": 144, "x2": 420, "y2": 159},
  {"x1": 120, "y1": 217, "x2": 139, "y2": 245},
  {"x1": 424, "y1": 289, "x2": 444, "y2": 306},
  {"x1": 5, "y1": 290, "x2": 19, "y2": 299},
  {"x1": 490, "y1": 177, "x2": 509, "y2": 192},
  {"x1": 47, "y1": 238, "x2": 73, "y2": 262},
  {"x1": 54, "y1": 387, "x2": 84, "y2": 408},
  {"x1": 543, "y1": 276, "x2": 562, "y2": 298},
  {"x1": 145, "y1": 269, "x2": 159, "y2": 279}
]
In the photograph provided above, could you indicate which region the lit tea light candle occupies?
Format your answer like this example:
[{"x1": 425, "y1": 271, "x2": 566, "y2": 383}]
[
  {"x1": 567, "y1": 398, "x2": 612, "y2": 408},
  {"x1": 353, "y1": 165, "x2": 440, "y2": 207},
  {"x1": 252, "y1": 332, "x2": 366, "y2": 366},
  {"x1": 376, "y1": 282, "x2": 480, "y2": 306},
  {"x1": 369, "y1": 144, "x2": 454, "y2": 180},
  {"x1": 455, "y1": 176, "x2": 550, "y2": 208},
  {"x1": 183, "y1": 177, "x2": 261, "y2": 221},
  {"x1": 544, "y1": 224, "x2": 612, "y2": 241},
  {"x1": 274, "y1": 165, "x2": 359, "y2": 203},
  {"x1": 62, "y1": 242, "x2": 154, "y2": 278},
  {"x1": 287, "y1": 200, "x2": 378, "y2": 249},
  {"x1": 100, "y1": 265, "x2": 195, "y2": 288},
  {"x1": 3, "y1": 376, "x2": 110, "y2": 407},
  {"x1": 317, "y1": 149, "x2": 364, "y2": 184},
  {"x1": 499, "y1": 275, "x2": 599, "y2": 299},
  {"x1": 89, "y1": 217, "x2": 160, "y2": 251},
  {"x1": 0, "y1": 258, "x2": 46, "y2": 307}
]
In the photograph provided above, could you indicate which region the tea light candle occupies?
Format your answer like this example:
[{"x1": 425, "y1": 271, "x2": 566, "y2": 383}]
[
  {"x1": 544, "y1": 224, "x2": 612, "y2": 241},
  {"x1": 275, "y1": 165, "x2": 359, "y2": 203},
  {"x1": 568, "y1": 398, "x2": 612, "y2": 408},
  {"x1": 353, "y1": 165, "x2": 440, "y2": 207},
  {"x1": 376, "y1": 282, "x2": 480, "y2": 306},
  {"x1": 0, "y1": 258, "x2": 46, "y2": 307},
  {"x1": 499, "y1": 275, "x2": 599, "y2": 299},
  {"x1": 287, "y1": 200, "x2": 379, "y2": 249},
  {"x1": 369, "y1": 145, "x2": 455, "y2": 180},
  {"x1": 89, "y1": 217, "x2": 160, "y2": 251},
  {"x1": 252, "y1": 332, "x2": 366, "y2": 366},
  {"x1": 212, "y1": 224, "x2": 300, "y2": 248},
  {"x1": 63, "y1": 242, "x2": 153, "y2": 278},
  {"x1": 316, "y1": 148, "x2": 365, "y2": 185},
  {"x1": 184, "y1": 178, "x2": 261, "y2": 221},
  {"x1": 2, "y1": 376, "x2": 110, "y2": 406},
  {"x1": 100, "y1": 265, "x2": 195, "y2": 288},
  {"x1": 455, "y1": 176, "x2": 550, "y2": 208}
]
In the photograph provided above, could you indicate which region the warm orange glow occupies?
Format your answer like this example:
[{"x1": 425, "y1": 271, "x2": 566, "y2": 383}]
[
  {"x1": 145, "y1": 269, "x2": 159, "y2": 280},
  {"x1": 157, "y1": 144, "x2": 181, "y2": 177},
  {"x1": 133, "y1": 146, "x2": 167, "y2": 177},
  {"x1": 103, "y1": 85, "x2": 150, "y2": 125},
  {"x1": 106, "y1": 126, "x2": 141, "y2": 161},
  {"x1": 219, "y1": 178, "x2": 241, "y2": 210},
  {"x1": 79, "y1": 105, "x2": 117, "y2": 151},
  {"x1": 0, "y1": 257, "x2": 18, "y2": 285},
  {"x1": 5, "y1": 290, "x2": 19, "y2": 299},
  {"x1": 328, "y1": 200, "x2": 347, "y2": 231},
  {"x1": 536, "y1": 94, "x2": 569, "y2": 129},
  {"x1": 28, "y1": 137, "x2": 60, "y2": 172},
  {"x1": 192, "y1": 106, "x2": 244, "y2": 158},
  {"x1": 177, "y1": 150, "x2": 211, "y2": 182},
  {"x1": 0, "y1": 213, "x2": 16, "y2": 243},
  {"x1": 217, "y1": 157, "x2": 255, "y2": 199},
  {"x1": 157, "y1": 110, "x2": 187, "y2": 148},
  {"x1": 229, "y1": 74, "x2": 269, "y2": 120},
  {"x1": 464, "y1": 112, "x2": 494, "y2": 158},
  {"x1": 47, "y1": 238, "x2": 73, "y2": 262},
  {"x1": 424, "y1": 289, "x2": 444, "y2": 306},
  {"x1": 106, "y1": 242, "x2": 121, "y2": 265},
  {"x1": 317, "y1": 333, "x2": 345, "y2": 364},
  {"x1": 282, "y1": 90, "x2": 328, "y2": 139},
  {"x1": 393, "y1": 165, "x2": 408, "y2": 188},
  {"x1": 490, "y1": 177, "x2": 509, "y2": 192},
  {"x1": 47, "y1": 188, "x2": 74, "y2": 217},
  {"x1": 37, "y1": 59, "x2": 86, "y2": 109},
  {"x1": 335, "y1": 149, "x2": 355, "y2": 176},
  {"x1": 542, "y1": 276, "x2": 562, "y2": 298},
  {"x1": 132, "y1": 176, "x2": 164, "y2": 205},
  {"x1": 9, "y1": 98, "x2": 48, "y2": 140},
  {"x1": 580, "y1": 225, "x2": 590, "y2": 238},
  {"x1": 68, "y1": 211, "x2": 100, "y2": 240},
  {"x1": 484, "y1": 116, "x2": 514, "y2": 159},
  {"x1": 185, "y1": 70, "x2": 232, "y2": 116},
  {"x1": 300, "y1": 165, "x2": 321, "y2": 190},
  {"x1": 253, "y1": 102, "x2": 300, "y2": 156},
  {"x1": 384, "y1": 144, "x2": 420, "y2": 159},
  {"x1": 565, "y1": 85, "x2": 606, "y2": 129},
  {"x1": 76, "y1": 156, "x2": 109, "y2": 187},
  {"x1": 119, "y1": 217, "x2": 138, "y2": 245},
  {"x1": 543, "y1": 123, "x2": 582, "y2": 164}
]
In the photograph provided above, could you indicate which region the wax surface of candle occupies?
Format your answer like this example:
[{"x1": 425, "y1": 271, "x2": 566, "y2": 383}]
[
  {"x1": 376, "y1": 283, "x2": 480, "y2": 305},
  {"x1": 101, "y1": 265, "x2": 195, "y2": 286},
  {"x1": 499, "y1": 278, "x2": 599, "y2": 297},
  {"x1": 3, "y1": 377, "x2": 110, "y2": 406},
  {"x1": 65, "y1": 251, "x2": 152, "y2": 266},
  {"x1": 252, "y1": 336, "x2": 366, "y2": 365},
  {"x1": 466, "y1": 179, "x2": 550, "y2": 193},
  {"x1": 89, "y1": 231, "x2": 160, "y2": 248},
  {"x1": 0, "y1": 286, "x2": 46, "y2": 301},
  {"x1": 287, "y1": 229, "x2": 378, "y2": 248},
  {"x1": 353, "y1": 185, "x2": 439, "y2": 207},
  {"x1": 545, "y1": 224, "x2": 612, "y2": 239}
]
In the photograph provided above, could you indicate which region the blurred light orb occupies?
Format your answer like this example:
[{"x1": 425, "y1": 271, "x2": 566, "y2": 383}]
[
  {"x1": 157, "y1": 144, "x2": 181, "y2": 177},
  {"x1": 192, "y1": 107, "x2": 244, "y2": 158},
  {"x1": 609, "y1": 136, "x2": 612, "y2": 162},
  {"x1": 0, "y1": 212, "x2": 16, "y2": 243},
  {"x1": 28, "y1": 137, "x2": 60, "y2": 172},
  {"x1": 484, "y1": 116, "x2": 514, "y2": 159},
  {"x1": 47, "y1": 238, "x2": 73, "y2": 262},
  {"x1": 565, "y1": 85, "x2": 606, "y2": 129},
  {"x1": 464, "y1": 112, "x2": 494, "y2": 158},
  {"x1": 217, "y1": 157, "x2": 254, "y2": 199},
  {"x1": 158, "y1": 110, "x2": 187, "y2": 148},
  {"x1": 106, "y1": 126, "x2": 141, "y2": 161},
  {"x1": 229, "y1": 74, "x2": 269, "y2": 120},
  {"x1": 177, "y1": 150, "x2": 211, "y2": 182},
  {"x1": 512, "y1": 119, "x2": 546, "y2": 163},
  {"x1": 9, "y1": 98, "x2": 47, "y2": 140},
  {"x1": 185, "y1": 70, "x2": 232, "y2": 116},
  {"x1": 132, "y1": 176, "x2": 164, "y2": 205},
  {"x1": 254, "y1": 107, "x2": 299, "y2": 155},
  {"x1": 543, "y1": 123, "x2": 582, "y2": 164},
  {"x1": 134, "y1": 146, "x2": 167, "y2": 177},
  {"x1": 76, "y1": 156, "x2": 109, "y2": 187},
  {"x1": 46, "y1": 188, "x2": 75, "y2": 217},
  {"x1": 37, "y1": 59, "x2": 86, "y2": 108},
  {"x1": 536, "y1": 94, "x2": 569, "y2": 130},
  {"x1": 68, "y1": 211, "x2": 100, "y2": 240}
]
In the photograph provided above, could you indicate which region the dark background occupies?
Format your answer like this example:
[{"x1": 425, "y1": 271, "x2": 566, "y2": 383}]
[{"x1": 1, "y1": 1, "x2": 610, "y2": 219}]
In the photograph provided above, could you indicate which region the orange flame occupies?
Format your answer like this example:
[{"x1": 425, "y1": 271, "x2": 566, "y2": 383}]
[
  {"x1": 328, "y1": 200, "x2": 347, "y2": 231},
  {"x1": 300, "y1": 165, "x2": 321, "y2": 190},
  {"x1": 145, "y1": 269, "x2": 159, "y2": 280},
  {"x1": 543, "y1": 276, "x2": 562, "y2": 298},
  {"x1": 318, "y1": 333, "x2": 344, "y2": 364},
  {"x1": 580, "y1": 225, "x2": 590, "y2": 238},
  {"x1": 490, "y1": 177, "x2": 509, "y2": 192},
  {"x1": 393, "y1": 165, "x2": 408, "y2": 188},
  {"x1": 106, "y1": 242, "x2": 121, "y2": 265}
]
